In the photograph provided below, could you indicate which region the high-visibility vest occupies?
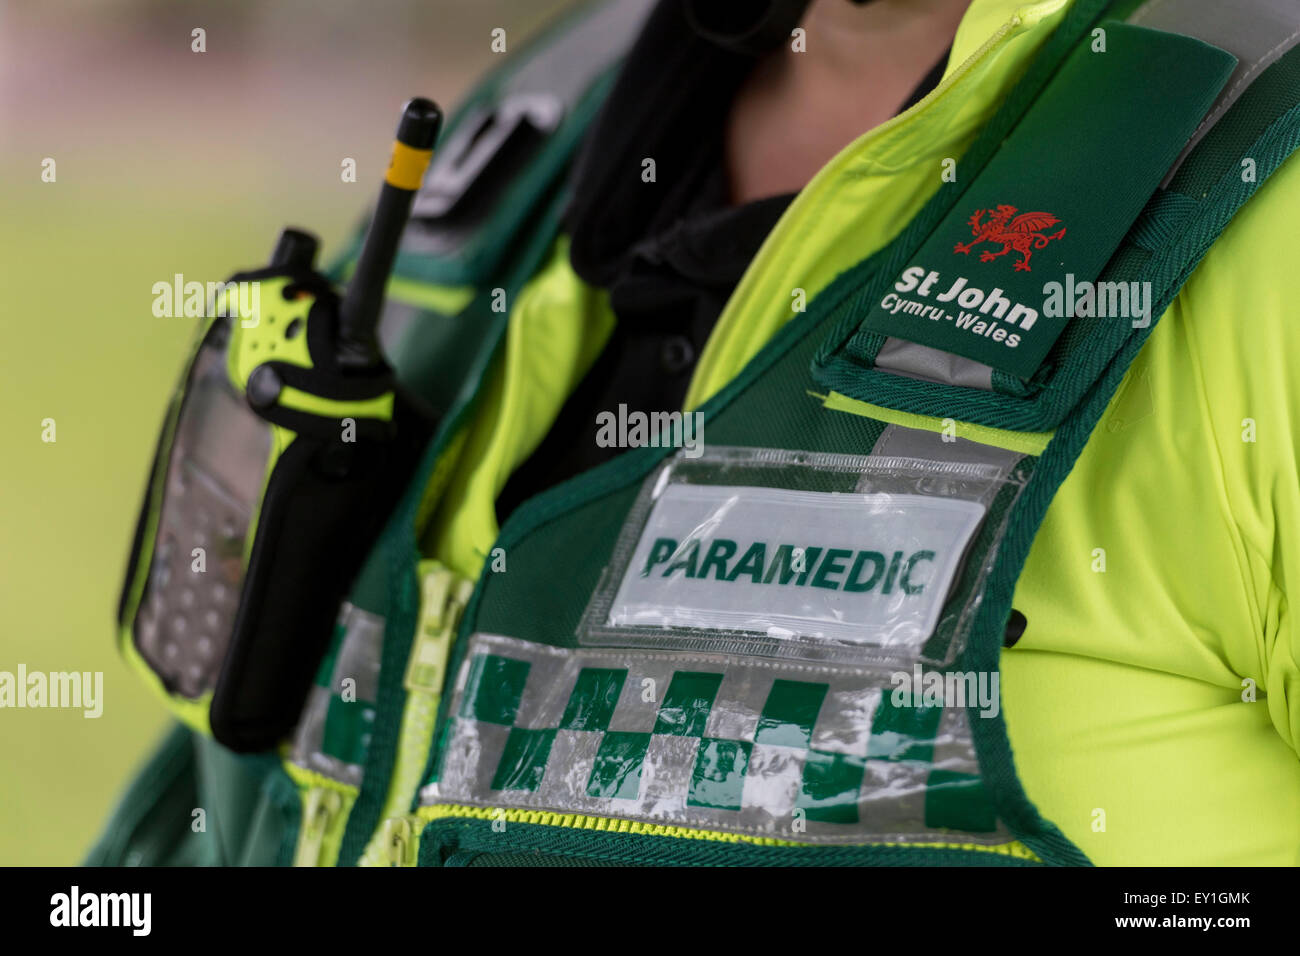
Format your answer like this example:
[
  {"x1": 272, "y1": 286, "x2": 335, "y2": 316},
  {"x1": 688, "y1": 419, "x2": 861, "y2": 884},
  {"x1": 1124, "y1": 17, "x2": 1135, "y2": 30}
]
[{"x1": 91, "y1": 0, "x2": 1300, "y2": 867}]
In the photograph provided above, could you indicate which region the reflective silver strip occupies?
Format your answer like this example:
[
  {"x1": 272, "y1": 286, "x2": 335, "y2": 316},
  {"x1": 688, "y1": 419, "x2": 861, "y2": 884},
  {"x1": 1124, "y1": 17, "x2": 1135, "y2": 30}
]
[
  {"x1": 1129, "y1": 0, "x2": 1300, "y2": 184},
  {"x1": 870, "y1": 423, "x2": 1025, "y2": 474},
  {"x1": 873, "y1": 337, "x2": 996, "y2": 391},
  {"x1": 287, "y1": 602, "x2": 385, "y2": 787},
  {"x1": 421, "y1": 633, "x2": 1014, "y2": 846},
  {"x1": 335, "y1": 605, "x2": 385, "y2": 703}
]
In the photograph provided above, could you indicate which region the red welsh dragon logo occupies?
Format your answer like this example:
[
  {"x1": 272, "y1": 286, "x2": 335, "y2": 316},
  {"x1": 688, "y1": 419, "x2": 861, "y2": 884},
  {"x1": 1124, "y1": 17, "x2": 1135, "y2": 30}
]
[{"x1": 953, "y1": 204, "x2": 1066, "y2": 272}]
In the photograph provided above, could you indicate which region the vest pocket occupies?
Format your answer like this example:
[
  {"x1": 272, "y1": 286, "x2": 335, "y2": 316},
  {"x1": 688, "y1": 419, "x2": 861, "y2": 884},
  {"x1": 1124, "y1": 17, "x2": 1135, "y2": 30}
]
[
  {"x1": 86, "y1": 724, "x2": 300, "y2": 866},
  {"x1": 86, "y1": 724, "x2": 200, "y2": 866}
]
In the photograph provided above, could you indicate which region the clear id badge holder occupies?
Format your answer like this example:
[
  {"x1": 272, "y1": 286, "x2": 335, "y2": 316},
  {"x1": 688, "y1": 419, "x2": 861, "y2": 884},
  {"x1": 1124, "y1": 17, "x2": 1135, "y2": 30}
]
[{"x1": 580, "y1": 445, "x2": 1028, "y2": 669}]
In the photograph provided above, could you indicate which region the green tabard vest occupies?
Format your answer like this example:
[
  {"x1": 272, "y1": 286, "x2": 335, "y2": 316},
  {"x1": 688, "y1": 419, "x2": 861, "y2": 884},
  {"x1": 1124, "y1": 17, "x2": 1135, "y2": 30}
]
[{"x1": 89, "y1": 0, "x2": 1300, "y2": 867}]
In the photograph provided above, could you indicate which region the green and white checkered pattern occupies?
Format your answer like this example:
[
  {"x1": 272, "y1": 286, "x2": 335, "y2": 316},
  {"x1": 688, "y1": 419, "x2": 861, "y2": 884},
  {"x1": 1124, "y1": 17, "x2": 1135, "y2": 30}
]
[
  {"x1": 288, "y1": 603, "x2": 383, "y2": 786},
  {"x1": 422, "y1": 633, "x2": 1009, "y2": 845}
]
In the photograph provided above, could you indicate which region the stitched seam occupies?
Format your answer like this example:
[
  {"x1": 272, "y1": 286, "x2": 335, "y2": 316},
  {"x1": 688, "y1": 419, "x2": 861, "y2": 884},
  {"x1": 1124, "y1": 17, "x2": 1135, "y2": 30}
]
[
  {"x1": 1129, "y1": 0, "x2": 1300, "y2": 142},
  {"x1": 1193, "y1": 26, "x2": 1300, "y2": 139}
]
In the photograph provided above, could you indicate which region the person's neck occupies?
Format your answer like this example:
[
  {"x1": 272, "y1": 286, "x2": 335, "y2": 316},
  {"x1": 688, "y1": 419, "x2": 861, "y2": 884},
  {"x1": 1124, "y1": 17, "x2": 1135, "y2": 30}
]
[
  {"x1": 726, "y1": 0, "x2": 971, "y2": 204},
  {"x1": 804, "y1": 0, "x2": 971, "y2": 71}
]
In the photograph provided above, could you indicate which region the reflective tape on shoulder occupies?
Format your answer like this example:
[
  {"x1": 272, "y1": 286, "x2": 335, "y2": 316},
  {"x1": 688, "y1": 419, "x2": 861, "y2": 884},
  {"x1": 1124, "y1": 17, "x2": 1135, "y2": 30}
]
[{"x1": 287, "y1": 602, "x2": 384, "y2": 786}]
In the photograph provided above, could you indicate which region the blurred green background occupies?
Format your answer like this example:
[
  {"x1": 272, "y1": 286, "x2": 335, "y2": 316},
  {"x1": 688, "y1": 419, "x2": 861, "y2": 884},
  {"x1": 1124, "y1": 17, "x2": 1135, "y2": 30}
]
[{"x1": 0, "y1": 0, "x2": 567, "y2": 865}]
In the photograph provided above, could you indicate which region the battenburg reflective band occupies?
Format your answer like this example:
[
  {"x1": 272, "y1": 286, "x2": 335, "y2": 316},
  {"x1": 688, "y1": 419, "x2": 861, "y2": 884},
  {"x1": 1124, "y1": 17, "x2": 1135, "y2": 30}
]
[
  {"x1": 424, "y1": 633, "x2": 1010, "y2": 845},
  {"x1": 858, "y1": 22, "x2": 1235, "y2": 379},
  {"x1": 288, "y1": 603, "x2": 384, "y2": 786}
]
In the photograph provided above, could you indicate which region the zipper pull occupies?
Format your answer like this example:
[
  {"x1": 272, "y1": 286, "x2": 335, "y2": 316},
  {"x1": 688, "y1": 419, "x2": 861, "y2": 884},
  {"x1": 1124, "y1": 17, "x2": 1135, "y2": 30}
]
[
  {"x1": 403, "y1": 562, "x2": 474, "y2": 697},
  {"x1": 358, "y1": 562, "x2": 470, "y2": 868},
  {"x1": 294, "y1": 787, "x2": 344, "y2": 867},
  {"x1": 380, "y1": 815, "x2": 421, "y2": 867}
]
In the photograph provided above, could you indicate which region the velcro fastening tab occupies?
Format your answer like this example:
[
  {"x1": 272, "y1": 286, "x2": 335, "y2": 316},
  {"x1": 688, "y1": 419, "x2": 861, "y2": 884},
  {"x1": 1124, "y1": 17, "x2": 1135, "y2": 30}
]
[{"x1": 856, "y1": 22, "x2": 1235, "y2": 380}]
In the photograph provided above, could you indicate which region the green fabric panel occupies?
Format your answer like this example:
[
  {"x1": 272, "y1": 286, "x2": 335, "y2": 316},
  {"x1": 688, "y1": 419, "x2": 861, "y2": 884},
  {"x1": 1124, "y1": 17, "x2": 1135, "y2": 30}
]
[
  {"x1": 868, "y1": 694, "x2": 944, "y2": 763},
  {"x1": 191, "y1": 735, "x2": 288, "y2": 865},
  {"x1": 388, "y1": 292, "x2": 510, "y2": 417},
  {"x1": 320, "y1": 696, "x2": 376, "y2": 765},
  {"x1": 237, "y1": 768, "x2": 302, "y2": 867},
  {"x1": 688, "y1": 738, "x2": 752, "y2": 810},
  {"x1": 797, "y1": 751, "x2": 867, "y2": 823},
  {"x1": 492, "y1": 728, "x2": 559, "y2": 791},
  {"x1": 924, "y1": 770, "x2": 999, "y2": 833},
  {"x1": 347, "y1": 547, "x2": 394, "y2": 617},
  {"x1": 754, "y1": 680, "x2": 829, "y2": 748},
  {"x1": 85, "y1": 724, "x2": 201, "y2": 866},
  {"x1": 86, "y1": 725, "x2": 297, "y2": 867},
  {"x1": 653, "y1": 671, "x2": 724, "y2": 736},
  {"x1": 858, "y1": 21, "x2": 1235, "y2": 378},
  {"x1": 1108, "y1": 0, "x2": 1150, "y2": 19},
  {"x1": 559, "y1": 667, "x2": 627, "y2": 731},
  {"x1": 461, "y1": 653, "x2": 531, "y2": 725},
  {"x1": 585, "y1": 731, "x2": 651, "y2": 798},
  {"x1": 475, "y1": 486, "x2": 644, "y2": 649}
]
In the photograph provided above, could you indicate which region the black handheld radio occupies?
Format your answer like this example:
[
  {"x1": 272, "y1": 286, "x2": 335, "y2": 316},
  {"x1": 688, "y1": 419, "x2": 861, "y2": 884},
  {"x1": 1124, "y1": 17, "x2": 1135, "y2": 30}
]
[{"x1": 118, "y1": 98, "x2": 443, "y2": 752}]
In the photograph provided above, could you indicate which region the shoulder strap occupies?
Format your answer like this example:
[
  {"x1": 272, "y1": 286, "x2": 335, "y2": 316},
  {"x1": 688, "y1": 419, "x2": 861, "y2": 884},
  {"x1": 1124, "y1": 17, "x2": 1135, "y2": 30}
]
[
  {"x1": 816, "y1": 0, "x2": 1300, "y2": 430},
  {"x1": 1127, "y1": 0, "x2": 1300, "y2": 185}
]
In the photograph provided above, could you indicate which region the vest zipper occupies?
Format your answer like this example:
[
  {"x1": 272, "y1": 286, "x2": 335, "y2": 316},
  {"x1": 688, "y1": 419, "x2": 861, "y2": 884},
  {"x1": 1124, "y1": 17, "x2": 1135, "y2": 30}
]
[
  {"x1": 360, "y1": 561, "x2": 474, "y2": 866},
  {"x1": 294, "y1": 786, "x2": 345, "y2": 867},
  {"x1": 378, "y1": 814, "x2": 422, "y2": 867}
]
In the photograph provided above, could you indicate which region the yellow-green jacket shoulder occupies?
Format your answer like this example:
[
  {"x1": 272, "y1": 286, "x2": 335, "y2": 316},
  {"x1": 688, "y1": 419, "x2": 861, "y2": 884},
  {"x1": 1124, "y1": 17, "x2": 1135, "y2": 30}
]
[{"x1": 1004, "y1": 151, "x2": 1300, "y2": 866}]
